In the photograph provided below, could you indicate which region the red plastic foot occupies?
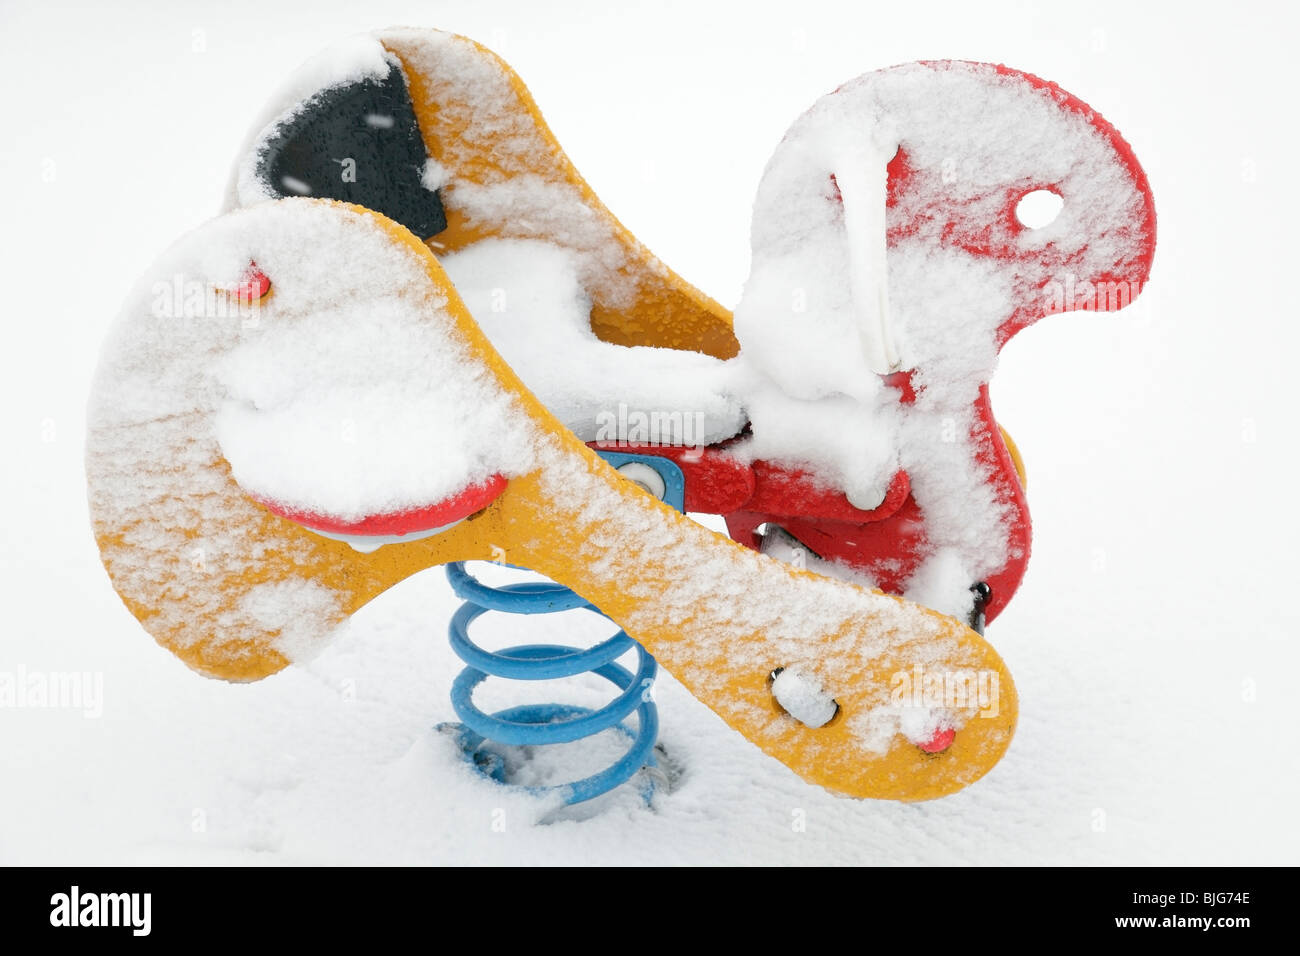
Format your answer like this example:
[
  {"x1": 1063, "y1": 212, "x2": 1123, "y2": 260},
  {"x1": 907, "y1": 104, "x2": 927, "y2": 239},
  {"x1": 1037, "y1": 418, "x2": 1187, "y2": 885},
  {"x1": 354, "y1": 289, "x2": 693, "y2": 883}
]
[
  {"x1": 232, "y1": 263, "x2": 272, "y2": 304},
  {"x1": 918, "y1": 727, "x2": 955, "y2": 754}
]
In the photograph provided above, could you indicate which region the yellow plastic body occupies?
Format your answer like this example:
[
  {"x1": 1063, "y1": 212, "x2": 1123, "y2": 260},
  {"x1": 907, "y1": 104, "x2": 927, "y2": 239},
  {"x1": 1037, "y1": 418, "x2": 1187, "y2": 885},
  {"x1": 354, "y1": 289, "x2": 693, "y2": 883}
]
[
  {"x1": 999, "y1": 425, "x2": 1028, "y2": 489},
  {"x1": 378, "y1": 29, "x2": 740, "y2": 360},
  {"x1": 89, "y1": 201, "x2": 1016, "y2": 802}
]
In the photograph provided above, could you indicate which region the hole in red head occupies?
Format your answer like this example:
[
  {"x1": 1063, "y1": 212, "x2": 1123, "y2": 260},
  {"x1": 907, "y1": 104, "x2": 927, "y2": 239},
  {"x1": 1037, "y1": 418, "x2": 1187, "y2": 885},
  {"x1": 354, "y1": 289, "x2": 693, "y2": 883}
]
[{"x1": 1014, "y1": 189, "x2": 1063, "y2": 229}]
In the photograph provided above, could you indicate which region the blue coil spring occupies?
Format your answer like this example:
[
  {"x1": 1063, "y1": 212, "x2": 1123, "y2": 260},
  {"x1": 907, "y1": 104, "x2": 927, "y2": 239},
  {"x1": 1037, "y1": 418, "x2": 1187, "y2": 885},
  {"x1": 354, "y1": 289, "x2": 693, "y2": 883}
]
[{"x1": 443, "y1": 452, "x2": 686, "y2": 806}]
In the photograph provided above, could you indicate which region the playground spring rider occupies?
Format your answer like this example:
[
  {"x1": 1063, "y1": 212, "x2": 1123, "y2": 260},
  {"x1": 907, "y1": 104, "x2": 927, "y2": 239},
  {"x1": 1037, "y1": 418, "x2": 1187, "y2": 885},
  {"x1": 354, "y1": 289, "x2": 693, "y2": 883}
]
[{"x1": 87, "y1": 27, "x2": 1154, "y2": 807}]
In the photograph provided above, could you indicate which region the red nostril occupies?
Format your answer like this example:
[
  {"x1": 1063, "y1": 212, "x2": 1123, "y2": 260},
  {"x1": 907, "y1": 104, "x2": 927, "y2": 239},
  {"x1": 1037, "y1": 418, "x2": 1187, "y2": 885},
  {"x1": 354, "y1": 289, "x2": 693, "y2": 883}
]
[
  {"x1": 918, "y1": 727, "x2": 955, "y2": 754},
  {"x1": 232, "y1": 263, "x2": 271, "y2": 304}
]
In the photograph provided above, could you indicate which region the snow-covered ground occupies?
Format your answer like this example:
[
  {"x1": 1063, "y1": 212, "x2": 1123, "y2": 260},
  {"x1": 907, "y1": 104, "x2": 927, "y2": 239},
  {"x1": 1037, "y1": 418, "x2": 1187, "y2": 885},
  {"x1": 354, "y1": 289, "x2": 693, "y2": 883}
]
[{"x1": 2, "y1": 0, "x2": 1297, "y2": 865}]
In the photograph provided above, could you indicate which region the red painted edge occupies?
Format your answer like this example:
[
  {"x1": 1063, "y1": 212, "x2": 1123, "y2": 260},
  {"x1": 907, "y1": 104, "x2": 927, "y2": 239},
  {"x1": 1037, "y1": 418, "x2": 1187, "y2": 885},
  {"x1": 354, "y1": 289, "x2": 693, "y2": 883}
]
[{"x1": 253, "y1": 474, "x2": 507, "y2": 537}]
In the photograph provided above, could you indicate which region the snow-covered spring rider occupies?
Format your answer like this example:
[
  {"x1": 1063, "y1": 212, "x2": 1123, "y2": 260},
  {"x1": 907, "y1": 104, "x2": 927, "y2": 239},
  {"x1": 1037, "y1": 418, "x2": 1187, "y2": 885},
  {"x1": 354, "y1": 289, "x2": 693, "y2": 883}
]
[{"x1": 86, "y1": 28, "x2": 1154, "y2": 808}]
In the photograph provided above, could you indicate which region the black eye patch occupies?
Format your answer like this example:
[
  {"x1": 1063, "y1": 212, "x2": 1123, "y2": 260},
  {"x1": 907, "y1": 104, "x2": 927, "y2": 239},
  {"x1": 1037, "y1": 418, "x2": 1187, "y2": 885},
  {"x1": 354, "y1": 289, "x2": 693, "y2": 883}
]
[{"x1": 255, "y1": 62, "x2": 447, "y2": 240}]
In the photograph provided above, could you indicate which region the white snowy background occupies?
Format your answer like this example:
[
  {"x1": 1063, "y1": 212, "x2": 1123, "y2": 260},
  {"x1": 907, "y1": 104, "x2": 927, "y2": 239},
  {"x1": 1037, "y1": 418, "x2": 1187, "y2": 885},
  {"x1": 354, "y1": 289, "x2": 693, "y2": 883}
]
[{"x1": 2, "y1": 0, "x2": 1297, "y2": 864}]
